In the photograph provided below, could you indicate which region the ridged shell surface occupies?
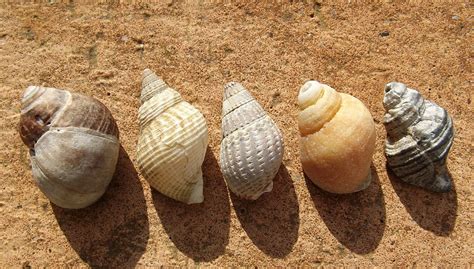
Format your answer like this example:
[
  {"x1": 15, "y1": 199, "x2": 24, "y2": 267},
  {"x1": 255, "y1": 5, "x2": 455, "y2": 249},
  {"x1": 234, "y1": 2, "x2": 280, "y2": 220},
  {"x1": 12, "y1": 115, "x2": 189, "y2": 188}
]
[
  {"x1": 383, "y1": 82, "x2": 454, "y2": 192},
  {"x1": 136, "y1": 69, "x2": 208, "y2": 204},
  {"x1": 19, "y1": 86, "x2": 120, "y2": 209},
  {"x1": 298, "y1": 81, "x2": 376, "y2": 194},
  {"x1": 219, "y1": 82, "x2": 284, "y2": 200}
]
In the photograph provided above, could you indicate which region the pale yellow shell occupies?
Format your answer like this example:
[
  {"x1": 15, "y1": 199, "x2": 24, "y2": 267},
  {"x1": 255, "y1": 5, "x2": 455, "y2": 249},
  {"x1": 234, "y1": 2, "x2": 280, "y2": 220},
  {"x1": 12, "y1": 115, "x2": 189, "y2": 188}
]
[
  {"x1": 298, "y1": 81, "x2": 376, "y2": 194},
  {"x1": 136, "y1": 69, "x2": 208, "y2": 204}
]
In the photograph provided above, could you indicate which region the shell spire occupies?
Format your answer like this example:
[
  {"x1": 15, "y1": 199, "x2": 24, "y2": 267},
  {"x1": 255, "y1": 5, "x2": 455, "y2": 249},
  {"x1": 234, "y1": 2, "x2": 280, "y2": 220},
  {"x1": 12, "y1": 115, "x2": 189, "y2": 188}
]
[
  {"x1": 140, "y1": 68, "x2": 170, "y2": 104},
  {"x1": 219, "y1": 82, "x2": 284, "y2": 200},
  {"x1": 383, "y1": 82, "x2": 454, "y2": 192},
  {"x1": 136, "y1": 69, "x2": 208, "y2": 204}
]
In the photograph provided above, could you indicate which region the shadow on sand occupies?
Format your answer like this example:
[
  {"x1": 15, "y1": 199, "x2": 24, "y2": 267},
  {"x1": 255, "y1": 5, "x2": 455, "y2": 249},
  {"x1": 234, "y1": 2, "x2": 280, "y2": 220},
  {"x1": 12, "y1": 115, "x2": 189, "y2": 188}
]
[
  {"x1": 230, "y1": 164, "x2": 300, "y2": 258},
  {"x1": 387, "y1": 165, "x2": 457, "y2": 236},
  {"x1": 152, "y1": 148, "x2": 231, "y2": 262},
  {"x1": 306, "y1": 164, "x2": 386, "y2": 254},
  {"x1": 53, "y1": 146, "x2": 149, "y2": 268}
]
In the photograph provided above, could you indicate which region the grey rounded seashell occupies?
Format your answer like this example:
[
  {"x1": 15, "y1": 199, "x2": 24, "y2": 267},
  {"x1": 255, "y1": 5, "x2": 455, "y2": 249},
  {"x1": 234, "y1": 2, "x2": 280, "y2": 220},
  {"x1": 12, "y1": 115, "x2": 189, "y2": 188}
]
[
  {"x1": 383, "y1": 82, "x2": 454, "y2": 192},
  {"x1": 219, "y1": 82, "x2": 284, "y2": 200}
]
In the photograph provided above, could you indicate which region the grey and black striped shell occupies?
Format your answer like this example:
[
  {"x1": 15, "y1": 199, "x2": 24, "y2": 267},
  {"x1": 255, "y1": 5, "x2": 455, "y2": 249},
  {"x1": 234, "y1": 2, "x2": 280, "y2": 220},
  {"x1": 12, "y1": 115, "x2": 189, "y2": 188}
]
[
  {"x1": 219, "y1": 82, "x2": 284, "y2": 200},
  {"x1": 383, "y1": 82, "x2": 454, "y2": 192}
]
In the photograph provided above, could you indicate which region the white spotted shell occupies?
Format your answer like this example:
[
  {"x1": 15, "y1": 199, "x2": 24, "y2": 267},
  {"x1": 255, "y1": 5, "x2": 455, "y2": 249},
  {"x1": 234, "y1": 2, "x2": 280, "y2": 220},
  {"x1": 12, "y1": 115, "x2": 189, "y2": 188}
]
[
  {"x1": 19, "y1": 86, "x2": 120, "y2": 209},
  {"x1": 136, "y1": 69, "x2": 209, "y2": 204},
  {"x1": 219, "y1": 82, "x2": 284, "y2": 200},
  {"x1": 383, "y1": 82, "x2": 454, "y2": 192}
]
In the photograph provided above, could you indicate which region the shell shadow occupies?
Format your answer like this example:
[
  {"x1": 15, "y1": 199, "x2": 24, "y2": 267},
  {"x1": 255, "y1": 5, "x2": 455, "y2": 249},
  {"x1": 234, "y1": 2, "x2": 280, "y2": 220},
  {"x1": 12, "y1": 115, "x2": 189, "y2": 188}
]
[
  {"x1": 387, "y1": 165, "x2": 457, "y2": 236},
  {"x1": 230, "y1": 164, "x2": 300, "y2": 258},
  {"x1": 305, "y1": 164, "x2": 386, "y2": 254},
  {"x1": 52, "y1": 146, "x2": 150, "y2": 268},
  {"x1": 151, "y1": 148, "x2": 230, "y2": 262}
]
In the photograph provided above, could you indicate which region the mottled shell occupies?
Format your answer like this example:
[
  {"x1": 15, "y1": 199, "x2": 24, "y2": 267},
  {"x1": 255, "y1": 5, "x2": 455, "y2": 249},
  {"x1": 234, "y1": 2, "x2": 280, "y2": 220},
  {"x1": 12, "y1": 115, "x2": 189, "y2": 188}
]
[
  {"x1": 219, "y1": 82, "x2": 284, "y2": 200},
  {"x1": 383, "y1": 82, "x2": 454, "y2": 192},
  {"x1": 136, "y1": 69, "x2": 208, "y2": 204},
  {"x1": 19, "y1": 86, "x2": 120, "y2": 209},
  {"x1": 298, "y1": 81, "x2": 376, "y2": 194}
]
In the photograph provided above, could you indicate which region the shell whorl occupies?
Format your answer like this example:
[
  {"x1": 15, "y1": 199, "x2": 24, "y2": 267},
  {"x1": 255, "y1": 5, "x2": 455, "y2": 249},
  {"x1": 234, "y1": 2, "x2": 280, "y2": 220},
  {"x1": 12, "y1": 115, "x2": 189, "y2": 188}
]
[
  {"x1": 220, "y1": 82, "x2": 284, "y2": 200},
  {"x1": 297, "y1": 81, "x2": 342, "y2": 136},
  {"x1": 140, "y1": 68, "x2": 170, "y2": 104},
  {"x1": 19, "y1": 86, "x2": 119, "y2": 149},
  {"x1": 383, "y1": 82, "x2": 454, "y2": 192}
]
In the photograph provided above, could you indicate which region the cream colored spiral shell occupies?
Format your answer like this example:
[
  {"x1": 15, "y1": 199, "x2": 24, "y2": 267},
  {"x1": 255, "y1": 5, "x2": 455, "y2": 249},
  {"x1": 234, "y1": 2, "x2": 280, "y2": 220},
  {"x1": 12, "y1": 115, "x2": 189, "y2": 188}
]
[{"x1": 136, "y1": 69, "x2": 208, "y2": 204}]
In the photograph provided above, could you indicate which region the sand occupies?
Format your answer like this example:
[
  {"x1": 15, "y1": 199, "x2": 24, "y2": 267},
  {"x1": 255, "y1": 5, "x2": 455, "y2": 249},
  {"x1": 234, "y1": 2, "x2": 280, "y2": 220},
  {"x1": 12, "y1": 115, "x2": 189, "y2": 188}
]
[{"x1": 0, "y1": 1, "x2": 472, "y2": 267}]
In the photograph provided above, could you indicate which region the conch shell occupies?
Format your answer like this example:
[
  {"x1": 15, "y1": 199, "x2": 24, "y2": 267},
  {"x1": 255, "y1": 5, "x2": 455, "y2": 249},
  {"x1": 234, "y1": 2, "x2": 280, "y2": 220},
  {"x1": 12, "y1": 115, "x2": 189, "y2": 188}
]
[
  {"x1": 219, "y1": 82, "x2": 284, "y2": 199},
  {"x1": 19, "y1": 86, "x2": 120, "y2": 209},
  {"x1": 383, "y1": 82, "x2": 454, "y2": 192},
  {"x1": 136, "y1": 69, "x2": 209, "y2": 204},
  {"x1": 298, "y1": 81, "x2": 376, "y2": 194}
]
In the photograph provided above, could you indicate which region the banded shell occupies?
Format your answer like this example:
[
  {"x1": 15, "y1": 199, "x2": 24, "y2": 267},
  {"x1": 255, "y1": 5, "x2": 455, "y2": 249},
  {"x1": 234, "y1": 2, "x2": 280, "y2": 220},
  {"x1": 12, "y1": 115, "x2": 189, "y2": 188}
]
[
  {"x1": 383, "y1": 82, "x2": 454, "y2": 192},
  {"x1": 19, "y1": 86, "x2": 120, "y2": 209},
  {"x1": 219, "y1": 82, "x2": 284, "y2": 200},
  {"x1": 136, "y1": 69, "x2": 209, "y2": 204},
  {"x1": 298, "y1": 81, "x2": 376, "y2": 194}
]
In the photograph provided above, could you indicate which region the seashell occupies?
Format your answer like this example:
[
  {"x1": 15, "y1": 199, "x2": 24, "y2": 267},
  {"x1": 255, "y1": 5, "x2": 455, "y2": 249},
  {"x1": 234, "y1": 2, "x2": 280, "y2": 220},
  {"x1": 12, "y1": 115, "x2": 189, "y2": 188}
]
[
  {"x1": 383, "y1": 82, "x2": 454, "y2": 192},
  {"x1": 19, "y1": 86, "x2": 120, "y2": 209},
  {"x1": 219, "y1": 82, "x2": 284, "y2": 200},
  {"x1": 298, "y1": 81, "x2": 376, "y2": 194},
  {"x1": 136, "y1": 69, "x2": 208, "y2": 204}
]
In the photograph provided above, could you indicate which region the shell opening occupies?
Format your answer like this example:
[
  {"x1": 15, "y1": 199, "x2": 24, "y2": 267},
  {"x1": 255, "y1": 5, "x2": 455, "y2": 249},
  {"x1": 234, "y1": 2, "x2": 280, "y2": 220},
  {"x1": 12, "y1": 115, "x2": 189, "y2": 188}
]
[{"x1": 298, "y1": 80, "x2": 324, "y2": 110}]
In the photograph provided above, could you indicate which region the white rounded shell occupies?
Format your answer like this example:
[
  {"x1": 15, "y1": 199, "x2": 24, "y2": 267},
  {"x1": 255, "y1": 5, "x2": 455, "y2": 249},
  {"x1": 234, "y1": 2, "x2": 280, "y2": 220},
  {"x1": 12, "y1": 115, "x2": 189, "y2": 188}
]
[
  {"x1": 219, "y1": 82, "x2": 284, "y2": 200},
  {"x1": 136, "y1": 69, "x2": 208, "y2": 204}
]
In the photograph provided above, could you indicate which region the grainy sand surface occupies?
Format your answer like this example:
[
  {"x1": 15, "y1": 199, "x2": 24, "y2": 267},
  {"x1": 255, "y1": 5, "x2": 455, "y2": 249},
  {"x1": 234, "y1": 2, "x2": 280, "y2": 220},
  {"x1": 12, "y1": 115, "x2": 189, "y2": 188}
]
[{"x1": 0, "y1": 1, "x2": 472, "y2": 267}]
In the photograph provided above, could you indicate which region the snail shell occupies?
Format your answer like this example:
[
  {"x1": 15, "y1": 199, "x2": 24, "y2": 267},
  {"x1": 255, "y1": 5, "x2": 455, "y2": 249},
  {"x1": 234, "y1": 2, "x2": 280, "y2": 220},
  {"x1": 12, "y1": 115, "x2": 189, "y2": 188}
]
[
  {"x1": 19, "y1": 86, "x2": 120, "y2": 209},
  {"x1": 136, "y1": 69, "x2": 208, "y2": 204},
  {"x1": 298, "y1": 81, "x2": 376, "y2": 194},
  {"x1": 383, "y1": 82, "x2": 454, "y2": 192},
  {"x1": 219, "y1": 82, "x2": 284, "y2": 200}
]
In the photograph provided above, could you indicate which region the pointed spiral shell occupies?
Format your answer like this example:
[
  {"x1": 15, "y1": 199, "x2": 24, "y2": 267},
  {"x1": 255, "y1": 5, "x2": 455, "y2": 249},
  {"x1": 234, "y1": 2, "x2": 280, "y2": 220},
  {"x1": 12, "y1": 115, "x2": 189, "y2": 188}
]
[
  {"x1": 19, "y1": 86, "x2": 120, "y2": 209},
  {"x1": 219, "y1": 82, "x2": 284, "y2": 200},
  {"x1": 298, "y1": 81, "x2": 376, "y2": 194},
  {"x1": 383, "y1": 82, "x2": 454, "y2": 192},
  {"x1": 136, "y1": 69, "x2": 208, "y2": 204}
]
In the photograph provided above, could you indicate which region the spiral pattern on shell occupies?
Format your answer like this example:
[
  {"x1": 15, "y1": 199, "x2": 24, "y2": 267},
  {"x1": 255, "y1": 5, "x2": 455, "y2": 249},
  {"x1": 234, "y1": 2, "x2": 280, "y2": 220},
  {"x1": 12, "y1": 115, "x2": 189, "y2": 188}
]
[
  {"x1": 383, "y1": 82, "x2": 454, "y2": 192},
  {"x1": 19, "y1": 86, "x2": 120, "y2": 209},
  {"x1": 219, "y1": 82, "x2": 284, "y2": 200},
  {"x1": 136, "y1": 69, "x2": 208, "y2": 204},
  {"x1": 298, "y1": 81, "x2": 376, "y2": 194}
]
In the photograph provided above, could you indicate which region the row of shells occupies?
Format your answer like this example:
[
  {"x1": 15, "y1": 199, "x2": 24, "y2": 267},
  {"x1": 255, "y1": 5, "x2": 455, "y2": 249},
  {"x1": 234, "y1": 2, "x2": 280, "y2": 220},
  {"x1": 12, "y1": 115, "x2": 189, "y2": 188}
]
[{"x1": 19, "y1": 69, "x2": 454, "y2": 208}]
